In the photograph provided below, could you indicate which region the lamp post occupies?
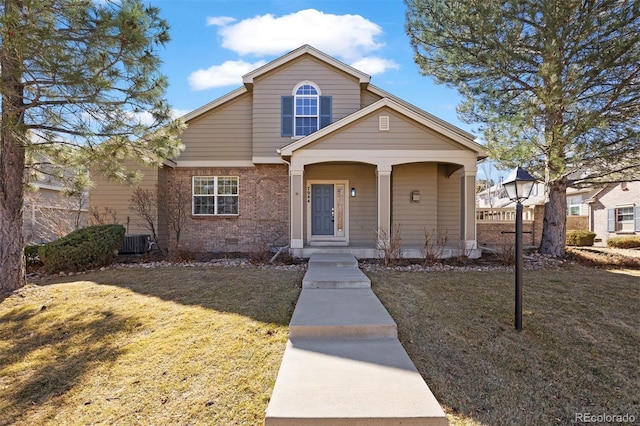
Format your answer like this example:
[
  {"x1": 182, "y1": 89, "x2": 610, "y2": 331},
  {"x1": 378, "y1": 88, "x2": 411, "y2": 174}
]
[{"x1": 502, "y1": 167, "x2": 537, "y2": 331}]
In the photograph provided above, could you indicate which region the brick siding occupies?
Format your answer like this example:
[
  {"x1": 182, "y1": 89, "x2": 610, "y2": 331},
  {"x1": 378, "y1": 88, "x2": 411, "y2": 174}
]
[{"x1": 168, "y1": 164, "x2": 289, "y2": 253}]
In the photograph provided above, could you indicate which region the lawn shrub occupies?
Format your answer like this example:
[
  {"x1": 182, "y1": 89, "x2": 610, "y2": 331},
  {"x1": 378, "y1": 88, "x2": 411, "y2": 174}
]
[
  {"x1": 607, "y1": 236, "x2": 640, "y2": 249},
  {"x1": 24, "y1": 244, "x2": 43, "y2": 267},
  {"x1": 38, "y1": 224, "x2": 125, "y2": 273},
  {"x1": 566, "y1": 230, "x2": 596, "y2": 246}
]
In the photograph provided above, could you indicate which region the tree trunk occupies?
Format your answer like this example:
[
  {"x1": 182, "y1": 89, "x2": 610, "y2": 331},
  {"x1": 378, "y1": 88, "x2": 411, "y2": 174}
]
[
  {"x1": 1, "y1": 0, "x2": 27, "y2": 292},
  {"x1": 539, "y1": 179, "x2": 567, "y2": 257}
]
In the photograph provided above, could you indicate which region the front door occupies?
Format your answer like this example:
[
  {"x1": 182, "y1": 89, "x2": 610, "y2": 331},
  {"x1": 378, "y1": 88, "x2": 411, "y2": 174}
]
[{"x1": 311, "y1": 184, "x2": 334, "y2": 235}]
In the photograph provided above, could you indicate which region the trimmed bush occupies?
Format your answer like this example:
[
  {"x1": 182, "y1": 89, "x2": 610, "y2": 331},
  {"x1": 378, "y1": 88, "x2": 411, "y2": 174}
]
[
  {"x1": 607, "y1": 236, "x2": 640, "y2": 249},
  {"x1": 39, "y1": 224, "x2": 125, "y2": 273},
  {"x1": 566, "y1": 230, "x2": 596, "y2": 247},
  {"x1": 24, "y1": 244, "x2": 43, "y2": 267}
]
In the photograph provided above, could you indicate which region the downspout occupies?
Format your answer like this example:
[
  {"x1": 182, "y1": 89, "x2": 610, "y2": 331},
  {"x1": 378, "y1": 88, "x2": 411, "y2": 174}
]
[{"x1": 278, "y1": 150, "x2": 293, "y2": 257}]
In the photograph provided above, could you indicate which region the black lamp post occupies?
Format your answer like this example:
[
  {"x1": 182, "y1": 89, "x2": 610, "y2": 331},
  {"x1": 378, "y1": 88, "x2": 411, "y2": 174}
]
[{"x1": 502, "y1": 167, "x2": 537, "y2": 331}]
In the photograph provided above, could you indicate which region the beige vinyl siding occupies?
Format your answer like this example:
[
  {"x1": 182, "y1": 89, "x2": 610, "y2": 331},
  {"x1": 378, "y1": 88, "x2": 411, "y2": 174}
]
[
  {"x1": 89, "y1": 161, "x2": 164, "y2": 244},
  {"x1": 437, "y1": 165, "x2": 461, "y2": 241},
  {"x1": 179, "y1": 92, "x2": 252, "y2": 162},
  {"x1": 306, "y1": 108, "x2": 466, "y2": 151},
  {"x1": 361, "y1": 89, "x2": 383, "y2": 108},
  {"x1": 391, "y1": 163, "x2": 438, "y2": 246},
  {"x1": 304, "y1": 163, "x2": 377, "y2": 245},
  {"x1": 251, "y1": 56, "x2": 362, "y2": 159}
]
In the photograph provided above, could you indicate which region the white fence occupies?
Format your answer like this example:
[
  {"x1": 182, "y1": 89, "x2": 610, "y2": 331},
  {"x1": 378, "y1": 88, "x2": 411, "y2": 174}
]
[{"x1": 476, "y1": 207, "x2": 535, "y2": 222}]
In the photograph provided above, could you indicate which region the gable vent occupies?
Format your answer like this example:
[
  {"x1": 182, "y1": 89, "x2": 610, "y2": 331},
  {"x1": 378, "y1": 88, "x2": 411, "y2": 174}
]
[{"x1": 379, "y1": 115, "x2": 390, "y2": 131}]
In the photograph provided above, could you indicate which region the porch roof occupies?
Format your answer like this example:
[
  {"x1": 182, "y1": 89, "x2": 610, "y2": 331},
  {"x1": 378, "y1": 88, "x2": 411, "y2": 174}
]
[{"x1": 278, "y1": 97, "x2": 487, "y2": 158}]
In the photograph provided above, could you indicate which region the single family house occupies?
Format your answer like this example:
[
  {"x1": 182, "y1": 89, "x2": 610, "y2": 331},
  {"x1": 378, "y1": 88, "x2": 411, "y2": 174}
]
[
  {"x1": 90, "y1": 45, "x2": 487, "y2": 258},
  {"x1": 587, "y1": 181, "x2": 640, "y2": 244}
]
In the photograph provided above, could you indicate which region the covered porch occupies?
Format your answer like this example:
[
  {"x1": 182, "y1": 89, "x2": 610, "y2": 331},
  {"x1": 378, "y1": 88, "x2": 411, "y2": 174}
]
[
  {"x1": 285, "y1": 158, "x2": 480, "y2": 259},
  {"x1": 278, "y1": 97, "x2": 486, "y2": 259}
]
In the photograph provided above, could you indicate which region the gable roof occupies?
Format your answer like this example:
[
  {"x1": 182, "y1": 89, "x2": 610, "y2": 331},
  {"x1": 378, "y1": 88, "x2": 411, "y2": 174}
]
[
  {"x1": 242, "y1": 44, "x2": 371, "y2": 87},
  {"x1": 180, "y1": 45, "x2": 371, "y2": 123},
  {"x1": 279, "y1": 97, "x2": 487, "y2": 157},
  {"x1": 180, "y1": 86, "x2": 247, "y2": 123}
]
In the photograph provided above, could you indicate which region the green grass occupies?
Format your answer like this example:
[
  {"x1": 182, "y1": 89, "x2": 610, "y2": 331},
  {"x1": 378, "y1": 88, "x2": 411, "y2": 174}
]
[{"x1": 1, "y1": 264, "x2": 638, "y2": 425}]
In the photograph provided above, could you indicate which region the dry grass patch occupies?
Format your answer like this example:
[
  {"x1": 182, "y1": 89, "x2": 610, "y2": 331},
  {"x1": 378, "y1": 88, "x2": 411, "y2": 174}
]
[
  {"x1": 370, "y1": 266, "x2": 639, "y2": 426},
  {"x1": 0, "y1": 266, "x2": 302, "y2": 426}
]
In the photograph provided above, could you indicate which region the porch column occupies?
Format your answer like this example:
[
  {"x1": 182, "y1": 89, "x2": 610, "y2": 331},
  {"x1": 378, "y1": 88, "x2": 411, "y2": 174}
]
[
  {"x1": 290, "y1": 167, "x2": 304, "y2": 249},
  {"x1": 463, "y1": 170, "x2": 477, "y2": 248},
  {"x1": 377, "y1": 166, "x2": 392, "y2": 245}
]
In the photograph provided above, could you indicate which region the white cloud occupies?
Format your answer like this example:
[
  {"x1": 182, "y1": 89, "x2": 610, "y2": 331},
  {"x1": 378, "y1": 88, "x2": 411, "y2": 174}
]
[
  {"x1": 188, "y1": 60, "x2": 267, "y2": 91},
  {"x1": 171, "y1": 109, "x2": 192, "y2": 119},
  {"x1": 350, "y1": 57, "x2": 399, "y2": 76},
  {"x1": 191, "y1": 9, "x2": 399, "y2": 91},
  {"x1": 206, "y1": 16, "x2": 235, "y2": 26},
  {"x1": 217, "y1": 9, "x2": 383, "y2": 61}
]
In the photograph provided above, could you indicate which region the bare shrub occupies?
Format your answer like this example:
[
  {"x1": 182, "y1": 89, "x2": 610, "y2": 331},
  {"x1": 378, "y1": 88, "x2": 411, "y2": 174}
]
[
  {"x1": 250, "y1": 229, "x2": 287, "y2": 264},
  {"x1": 129, "y1": 187, "x2": 161, "y2": 251},
  {"x1": 89, "y1": 206, "x2": 119, "y2": 226},
  {"x1": 375, "y1": 224, "x2": 402, "y2": 267},
  {"x1": 454, "y1": 239, "x2": 474, "y2": 265},
  {"x1": 496, "y1": 244, "x2": 515, "y2": 266},
  {"x1": 160, "y1": 178, "x2": 190, "y2": 249},
  {"x1": 422, "y1": 227, "x2": 449, "y2": 265}
]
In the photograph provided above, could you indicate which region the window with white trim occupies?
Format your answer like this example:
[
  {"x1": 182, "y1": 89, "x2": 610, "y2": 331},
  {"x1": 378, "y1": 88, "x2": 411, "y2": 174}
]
[
  {"x1": 608, "y1": 205, "x2": 640, "y2": 232},
  {"x1": 295, "y1": 83, "x2": 319, "y2": 136},
  {"x1": 616, "y1": 206, "x2": 634, "y2": 231},
  {"x1": 192, "y1": 176, "x2": 238, "y2": 215},
  {"x1": 567, "y1": 195, "x2": 582, "y2": 216},
  {"x1": 281, "y1": 82, "x2": 331, "y2": 137}
]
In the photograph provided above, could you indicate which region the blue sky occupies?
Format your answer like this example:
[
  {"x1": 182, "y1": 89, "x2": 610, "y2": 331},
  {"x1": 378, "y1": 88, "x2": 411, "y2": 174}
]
[{"x1": 152, "y1": 0, "x2": 471, "y2": 133}]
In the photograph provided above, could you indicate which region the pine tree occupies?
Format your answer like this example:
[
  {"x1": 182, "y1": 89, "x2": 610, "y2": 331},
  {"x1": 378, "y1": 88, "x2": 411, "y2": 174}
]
[
  {"x1": 406, "y1": 0, "x2": 640, "y2": 256},
  {"x1": 0, "y1": 0, "x2": 184, "y2": 291}
]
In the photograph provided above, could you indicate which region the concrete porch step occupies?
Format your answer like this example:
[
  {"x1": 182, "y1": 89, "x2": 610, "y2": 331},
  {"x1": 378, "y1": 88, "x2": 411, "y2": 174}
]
[
  {"x1": 289, "y1": 289, "x2": 398, "y2": 339},
  {"x1": 307, "y1": 252, "x2": 360, "y2": 268},
  {"x1": 265, "y1": 338, "x2": 448, "y2": 426},
  {"x1": 302, "y1": 266, "x2": 371, "y2": 289},
  {"x1": 302, "y1": 253, "x2": 371, "y2": 289}
]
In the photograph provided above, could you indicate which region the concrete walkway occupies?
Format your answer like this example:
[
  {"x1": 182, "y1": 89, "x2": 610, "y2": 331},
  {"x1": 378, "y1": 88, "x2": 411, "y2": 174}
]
[{"x1": 265, "y1": 253, "x2": 448, "y2": 425}]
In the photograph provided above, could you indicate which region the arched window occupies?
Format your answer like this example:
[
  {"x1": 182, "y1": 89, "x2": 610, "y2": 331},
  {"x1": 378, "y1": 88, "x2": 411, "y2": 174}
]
[
  {"x1": 294, "y1": 83, "x2": 320, "y2": 136},
  {"x1": 281, "y1": 82, "x2": 332, "y2": 137}
]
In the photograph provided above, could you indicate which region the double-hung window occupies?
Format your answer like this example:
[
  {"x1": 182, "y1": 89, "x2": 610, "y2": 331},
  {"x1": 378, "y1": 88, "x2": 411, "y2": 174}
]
[
  {"x1": 295, "y1": 84, "x2": 319, "y2": 136},
  {"x1": 607, "y1": 205, "x2": 640, "y2": 232},
  {"x1": 567, "y1": 196, "x2": 582, "y2": 216},
  {"x1": 192, "y1": 176, "x2": 238, "y2": 216},
  {"x1": 281, "y1": 82, "x2": 331, "y2": 137}
]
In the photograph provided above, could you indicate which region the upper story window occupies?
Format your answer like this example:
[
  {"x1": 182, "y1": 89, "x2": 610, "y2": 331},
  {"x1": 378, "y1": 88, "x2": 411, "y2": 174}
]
[
  {"x1": 295, "y1": 84, "x2": 319, "y2": 136},
  {"x1": 281, "y1": 82, "x2": 332, "y2": 137},
  {"x1": 567, "y1": 195, "x2": 582, "y2": 216}
]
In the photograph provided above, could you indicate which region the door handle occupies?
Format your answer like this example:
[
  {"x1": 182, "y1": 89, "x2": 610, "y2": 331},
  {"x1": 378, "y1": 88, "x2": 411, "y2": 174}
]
[{"x1": 331, "y1": 207, "x2": 335, "y2": 222}]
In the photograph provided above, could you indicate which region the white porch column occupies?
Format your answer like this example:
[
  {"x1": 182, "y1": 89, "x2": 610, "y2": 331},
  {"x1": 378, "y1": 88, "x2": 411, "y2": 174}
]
[
  {"x1": 377, "y1": 166, "x2": 392, "y2": 245},
  {"x1": 290, "y1": 166, "x2": 304, "y2": 249},
  {"x1": 463, "y1": 170, "x2": 477, "y2": 249}
]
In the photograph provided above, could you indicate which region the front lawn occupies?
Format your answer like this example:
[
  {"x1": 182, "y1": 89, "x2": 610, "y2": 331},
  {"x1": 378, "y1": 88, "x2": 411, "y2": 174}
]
[
  {"x1": 371, "y1": 266, "x2": 639, "y2": 425},
  {"x1": 0, "y1": 266, "x2": 303, "y2": 425},
  {"x1": 0, "y1": 263, "x2": 637, "y2": 425}
]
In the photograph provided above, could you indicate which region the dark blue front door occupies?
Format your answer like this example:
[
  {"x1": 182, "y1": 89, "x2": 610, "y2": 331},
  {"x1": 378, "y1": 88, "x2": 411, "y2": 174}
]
[{"x1": 311, "y1": 184, "x2": 334, "y2": 235}]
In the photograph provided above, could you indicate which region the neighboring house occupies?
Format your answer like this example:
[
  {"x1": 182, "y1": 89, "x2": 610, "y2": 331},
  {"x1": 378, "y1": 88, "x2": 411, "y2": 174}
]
[
  {"x1": 90, "y1": 45, "x2": 487, "y2": 258},
  {"x1": 477, "y1": 181, "x2": 544, "y2": 209},
  {"x1": 587, "y1": 181, "x2": 640, "y2": 245},
  {"x1": 23, "y1": 178, "x2": 89, "y2": 244}
]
